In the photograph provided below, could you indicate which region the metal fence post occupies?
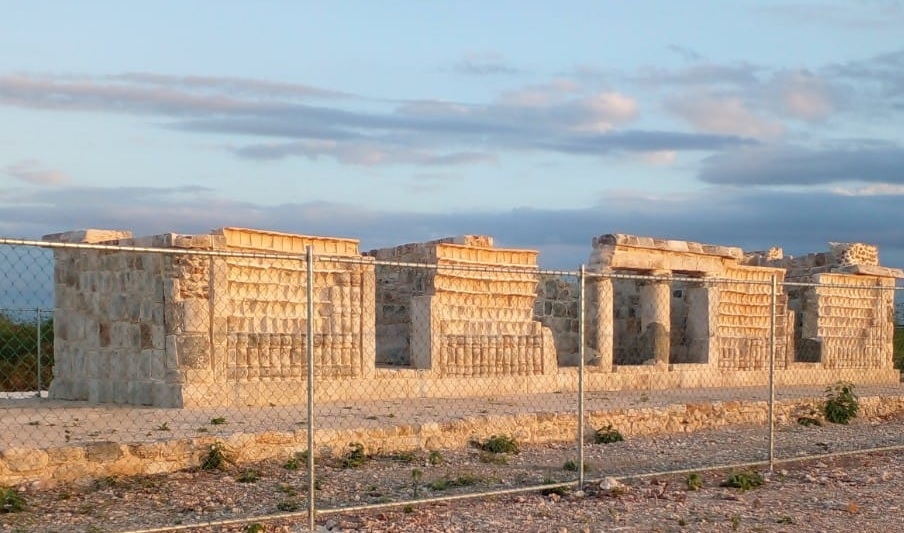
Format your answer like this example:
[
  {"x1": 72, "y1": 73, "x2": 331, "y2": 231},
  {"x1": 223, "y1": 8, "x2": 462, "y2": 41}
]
[
  {"x1": 36, "y1": 308, "x2": 42, "y2": 398},
  {"x1": 306, "y1": 246, "x2": 316, "y2": 532},
  {"x1": 768, "y1": 273, "x2": 777, "y2": 473},
  {"x1": 578, "y1": 265, "x2": 586, "y2": 490}
]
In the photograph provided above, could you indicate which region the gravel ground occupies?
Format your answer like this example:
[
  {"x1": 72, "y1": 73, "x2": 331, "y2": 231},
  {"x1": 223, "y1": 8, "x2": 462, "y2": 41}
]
[{"x1": 2, "y1": 413, "x2": 904, "y2": 533}]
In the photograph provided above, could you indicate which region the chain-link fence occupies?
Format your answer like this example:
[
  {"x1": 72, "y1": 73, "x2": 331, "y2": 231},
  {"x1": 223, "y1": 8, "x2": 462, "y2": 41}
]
[{"x1": 0, "y1": 238, "x2": 903, "y2": 532}]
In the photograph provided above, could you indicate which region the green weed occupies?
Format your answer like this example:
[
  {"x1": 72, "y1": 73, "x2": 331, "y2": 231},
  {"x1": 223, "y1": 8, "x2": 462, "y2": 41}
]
[
  {"x1": 824, "y1": 381, "x2": 858, "y2": 424},
  {"x1": 474, "y1": 435, "x2": 519, "y2": 454},
  {"x1": 721, "y1": 470, "x2": 764, "y2": 491},
  {"x1": 593, "y1": 424, "x2": 624, "y2": 444},
  {"x1": 0, "y1": 487, "x2": 26, "y2": 513}
]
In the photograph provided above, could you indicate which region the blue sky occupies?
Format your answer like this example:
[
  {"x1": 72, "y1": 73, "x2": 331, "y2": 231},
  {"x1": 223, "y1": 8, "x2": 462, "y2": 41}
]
[{"x1": 1, "y1": 1, "x2": 904, "y2": 270}]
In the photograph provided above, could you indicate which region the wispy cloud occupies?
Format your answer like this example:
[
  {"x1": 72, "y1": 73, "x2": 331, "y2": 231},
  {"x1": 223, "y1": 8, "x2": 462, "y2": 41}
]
[
  {"x1": 832, "y1": 183, "x2": 904, "y2": 196},
  {"x1": 453, "y1": 52, "x2": 520, "y2": 76},
  {"x1": 3, "y1": 159, "x2": 68, "y2": 186},
  {"x1": 667, "y1": 44, "x2": 703, "y2": 62},
  {"x1": 756, "y1": 2, "x2": 904, "y2": 31},
  {"x1": 665, "y1": 93, "x2": 785, "y2": 138},
  {"x1": 698, "y1": 141, "x2": 904, "y2": 186}
]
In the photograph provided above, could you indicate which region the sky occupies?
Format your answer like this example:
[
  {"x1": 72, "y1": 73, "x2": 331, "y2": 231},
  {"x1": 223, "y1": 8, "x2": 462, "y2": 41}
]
[{"x1": 1, "y1": 1, "x2": 904, "y2": 271}]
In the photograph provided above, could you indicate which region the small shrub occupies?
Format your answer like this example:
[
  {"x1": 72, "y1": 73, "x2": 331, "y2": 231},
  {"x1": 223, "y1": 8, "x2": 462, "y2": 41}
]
[
  {"x1": 236, "y1": 469, "x2": 260, "y2": 483},
  {"x1": 475, "y1": 435, "x2": 519, "y2": 454},
  {"x1": 210, "y1": 417, "x2": 227, "y2": 425},
  {"x1": 276, "y1": 500, "x2": 301, "y2": 512},
  {"x1": 824, "y1": 381, "x2": 858, "y2": 424},
  {"x1": 283, "y1": 450, "x2": 308, "y2": 471},
  {"x1": 341, "y1": 442, "x2": 368, "y2": 468},
  {"x1": 721, "y1": 470, "x2": 764, "y2": 491},
  {"x1": 540, "y1": 477, "x2": 568, "y2": 496},
  {"x1": 0, "y1": 487, "x2": 26, "y2": 513},
  {"x1": 411, "y1": 468, "x2": 423, "y2": 498},
  {"x1": 200, "y1": 442, "x2": 228, "y2": 471},
  {"x1": 403, "y1": 504, "x2": 414, "y2": 514},
  {"x1": 427, "y1": 450, "x2": 443, "y2": 465},
  {"x1": 427, "y1": 473, "x2": 483, "y2": 491},
  {"x1": 563, "y1": 459, "x2": 579, "y2": 472},
  {"x1": 686, "y1": 472, "x2": 703, "y2": 491},
  {"x1": 388, "y1": 451, "x2": 418, "y2": 463},
  {"x1": 777, "y1": 516, "x2": 794, "y2": 525},
  {"x1": 593, "y1": 424, "x2": 624, "y2": 444}
]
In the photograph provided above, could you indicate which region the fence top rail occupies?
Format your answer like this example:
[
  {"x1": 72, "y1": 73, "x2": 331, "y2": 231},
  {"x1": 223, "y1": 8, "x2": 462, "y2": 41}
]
[{"x1": 0, "y1": 237, "x2": 313, "y2": 262}]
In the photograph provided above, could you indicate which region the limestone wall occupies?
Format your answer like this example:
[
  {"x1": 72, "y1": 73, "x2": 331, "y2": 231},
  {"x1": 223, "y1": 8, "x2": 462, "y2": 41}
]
[
  {"x1": 369, "y1": 236, "x2": 557, "y2": 376},
  {"x1": 44, "y1": 227, "x2": 374, "y2": 408},
  {"x1": 39, "y1": 227, "x2": 902, "y2": 409},
  {"x1": 5, "y1": 393, "x2": 904, "y2": 488},
  {"x1": 716, "y1": 266, "x2": 789, "y2": 371},
  {"x1": 761, "y1": 242, "x2": 902, "y2": 368},
  {"x1": 533, "y1": 275, "x2": 581, "y2": 365},
  {"x1": 801, "y1": 273, "x2": 895, "y2": 369},
  {"x1": 47, "y1": 240, "x2": 175, "y2": 405}
]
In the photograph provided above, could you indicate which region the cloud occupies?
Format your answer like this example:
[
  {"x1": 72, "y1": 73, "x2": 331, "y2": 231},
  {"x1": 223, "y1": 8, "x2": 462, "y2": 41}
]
[
  {"x1": 831, "y1": 183, "x2": 904, "y2": 196},
  {"x1": 698, "y1": 141, "x2": 904, "y2": 186},
  {"x1": 233, "y1": 140, "x2": 497, "y2": 167},
  {"x1": 2, "y1": 73, "x2": 706, "y2": 166},
  {"x1": 632, "y1": 63, "x2": 762, "y2": 87},
  {"x1": 4, "y1": 184, "x2": 902, "y2": 271},
  {"x1": 113, "y1": 72, "x2": 349, "y2": 99},
  {"x1": 757, "y1": 2, "x2": 904, "y2": 31},
  {"x1": 534, "y1": 130, "x2": 755, "y2": 155},
  {"x1": 826, "y1": 48, "x2": 904, "y2": 101},
  {"x1": 767, "y1": 69, "x2": 835, "y2": 121},
  {"x1": 665, "y1": 93, "x2": 785, "y2": 138},
  {"x1": 667, "y1": 45, "x2": 703, "y2": 62},
  {"x1": 453, "y1": 53, "x2": 520, "y2": 76},
  {"x1": 635, "y1": 150, "x2": 677, "y2": 166},
  {"x1": 3, "y1": 160, "x2": 68, "y2": 185}
]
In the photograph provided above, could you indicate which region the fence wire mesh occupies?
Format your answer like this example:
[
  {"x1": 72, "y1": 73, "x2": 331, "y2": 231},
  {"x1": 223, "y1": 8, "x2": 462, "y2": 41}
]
[{"x1": 0, "y1": 239, "x2": 902, "y2": 532}]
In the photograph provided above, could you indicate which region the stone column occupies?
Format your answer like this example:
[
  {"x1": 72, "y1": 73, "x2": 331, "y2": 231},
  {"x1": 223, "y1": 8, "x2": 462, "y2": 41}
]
[
  {"x1": 639, "y1": 271, "x2": 671, "y2": 366},
  {"x1": 586, "y1": 274, "x2": 614, "y2": 372},
  {"x1": 685, "y1": 275, "x2": 718, "y2": 365}
]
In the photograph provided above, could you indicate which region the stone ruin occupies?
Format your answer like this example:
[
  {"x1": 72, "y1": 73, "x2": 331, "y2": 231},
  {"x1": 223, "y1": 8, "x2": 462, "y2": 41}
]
[
  {"x1": 367, "y1": 236, "x2": 557, "y2": 377},
  {"x1": 40, "y1": 227, "x2": 903, "y2": 407},
  {"x1": 43, "y1": 227, "x2": 375, "y2": 407}
]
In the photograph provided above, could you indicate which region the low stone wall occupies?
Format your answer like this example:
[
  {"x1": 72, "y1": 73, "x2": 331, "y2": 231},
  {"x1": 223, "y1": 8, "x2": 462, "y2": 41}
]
[{"x1": 4, "y1": 394, "x2": 904, "y2": 488}]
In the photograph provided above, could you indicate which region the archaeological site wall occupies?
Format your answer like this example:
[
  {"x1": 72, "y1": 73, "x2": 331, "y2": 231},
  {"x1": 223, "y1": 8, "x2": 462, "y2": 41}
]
[
  {"x1": 43, "y1": 227, "x2": 374, "y2": 407},
  {"x1": 749, "y1": 242, "x2": 899, "y2": 371},
  {"x1": 368, "y1": 236, "x2": 558, "y2": 377},
  {"x1": 40, "y1": 227, "x2": 903, "y2": 408}
]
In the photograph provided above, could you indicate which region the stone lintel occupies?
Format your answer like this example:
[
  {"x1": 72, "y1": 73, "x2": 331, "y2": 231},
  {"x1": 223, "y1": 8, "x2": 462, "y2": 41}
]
[
  {"x1": 593, "y1": 247, "x2": 733, "y2": 275},
  {"x1": 42, "y1": 229, "x2": 133, "y2": 244},
  {"x1": 429, "y1": 235, "x2": 494, "y2": 248},
  {"x1": 434, "y1": 243, "x2": 538, "y2": 267},
  {"x1": 369, "y1": 236, "x2": 537, "y2": 267},
  {"x1": 592, "y1": 234, "x2": 744, "y2": 260},
  {"x1": 216, "y1": 227, "x2": 361, "y2": 256},
  {"x1": 835, "y1": 264, "x2": 904, "y2": 279}
]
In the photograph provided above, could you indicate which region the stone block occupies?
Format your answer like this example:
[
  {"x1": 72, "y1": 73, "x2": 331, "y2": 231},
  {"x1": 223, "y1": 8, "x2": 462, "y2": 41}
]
[{"x1": 2, "y1": 448, "x2": 49, "y2": 472}]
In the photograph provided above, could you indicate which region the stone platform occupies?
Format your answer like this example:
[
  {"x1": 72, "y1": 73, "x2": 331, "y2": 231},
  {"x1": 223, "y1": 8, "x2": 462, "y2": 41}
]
[{"x1": 2, "y1": 381, "x2": 903, "y2": 488}]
